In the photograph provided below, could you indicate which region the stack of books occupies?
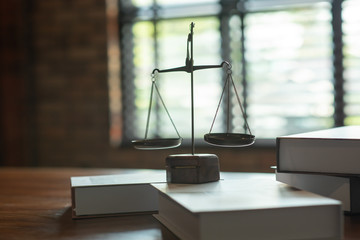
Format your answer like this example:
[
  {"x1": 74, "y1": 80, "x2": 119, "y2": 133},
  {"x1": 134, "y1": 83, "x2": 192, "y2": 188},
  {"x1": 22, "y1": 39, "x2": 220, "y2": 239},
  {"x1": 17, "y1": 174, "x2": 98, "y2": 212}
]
[
  {"x1": 70, "y1": 171, "x2": 343, "y2": 238},
  {"x1": 276, "y1": 126, "x2": 360, "y2": 214}
]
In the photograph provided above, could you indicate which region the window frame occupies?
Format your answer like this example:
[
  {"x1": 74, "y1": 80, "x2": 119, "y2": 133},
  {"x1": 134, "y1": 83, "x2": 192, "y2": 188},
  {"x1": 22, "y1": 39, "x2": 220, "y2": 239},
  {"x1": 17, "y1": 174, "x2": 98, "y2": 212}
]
[{"x1": 116, "y1": 0, "x2": 347, "y2": 147}]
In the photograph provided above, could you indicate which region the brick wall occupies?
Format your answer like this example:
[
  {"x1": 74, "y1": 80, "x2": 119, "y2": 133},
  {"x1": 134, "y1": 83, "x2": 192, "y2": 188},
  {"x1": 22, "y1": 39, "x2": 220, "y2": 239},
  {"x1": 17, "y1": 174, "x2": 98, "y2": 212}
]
[
  {"x1": 30, "y1": 0, "x2": 110, "y2": 166},
  {"x1": 1, "y1": 0, "x2": 276, "y2": 171},
  {"x1": 0, "y1": 1, "x2": 30, "y2": 165}
]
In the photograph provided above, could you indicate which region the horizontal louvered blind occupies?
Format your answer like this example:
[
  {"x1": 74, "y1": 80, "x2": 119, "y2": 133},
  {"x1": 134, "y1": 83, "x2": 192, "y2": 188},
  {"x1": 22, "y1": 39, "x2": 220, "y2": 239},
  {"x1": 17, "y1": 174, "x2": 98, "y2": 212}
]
[
  {"x1": 343, "y1": 0, "x2": 360, "y2": 125},
  {"x1": 116, "y1": 0, "x2": 353, "y2": 144}
]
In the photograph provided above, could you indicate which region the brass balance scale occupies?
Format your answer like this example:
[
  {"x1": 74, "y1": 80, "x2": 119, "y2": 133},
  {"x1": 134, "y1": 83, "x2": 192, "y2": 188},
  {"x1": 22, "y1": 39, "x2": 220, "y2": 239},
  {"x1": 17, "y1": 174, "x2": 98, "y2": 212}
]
[{"x1": 132, "y1": 22, "x2": 255, "y2": 183}]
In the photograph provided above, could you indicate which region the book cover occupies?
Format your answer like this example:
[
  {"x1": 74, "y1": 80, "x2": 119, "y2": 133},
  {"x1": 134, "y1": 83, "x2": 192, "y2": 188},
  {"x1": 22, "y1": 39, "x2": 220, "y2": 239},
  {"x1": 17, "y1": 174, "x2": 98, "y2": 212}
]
[
  {"x1": 276, "y1": 171, "x2": 360, "y2": 214},
  {"x1": 71, "y1": 169, "x2": 166, "y2": 218},
  {"x1": 277, "y1": 126, "x2": 360, "y2": 176},
  {"x1": 152, "y1": 176, "x2": 343, "y2": 240}
]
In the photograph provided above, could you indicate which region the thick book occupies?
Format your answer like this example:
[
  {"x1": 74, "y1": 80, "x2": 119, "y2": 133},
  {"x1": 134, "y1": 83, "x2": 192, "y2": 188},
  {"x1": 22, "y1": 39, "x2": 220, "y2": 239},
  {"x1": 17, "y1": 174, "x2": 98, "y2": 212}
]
[
  {"x1": 277, "y1": 126, "x2": 360, "y2": 176},
  {"x1": 152, "y1": 177, "x2": 342, "y2": 240},
  {"x1": 276, "y1": 171, "x2": 360, "y2": 214},
  {"x1": 70, "y1": 169, "x2": 165, "y2": 218}
]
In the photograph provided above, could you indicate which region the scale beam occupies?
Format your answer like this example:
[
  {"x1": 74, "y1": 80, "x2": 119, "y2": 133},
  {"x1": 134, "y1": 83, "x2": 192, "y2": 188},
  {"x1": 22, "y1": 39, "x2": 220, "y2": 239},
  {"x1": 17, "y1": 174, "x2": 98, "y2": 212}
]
[{"x1": 152, "y1": 61, "x2": 231, "y2": 74}]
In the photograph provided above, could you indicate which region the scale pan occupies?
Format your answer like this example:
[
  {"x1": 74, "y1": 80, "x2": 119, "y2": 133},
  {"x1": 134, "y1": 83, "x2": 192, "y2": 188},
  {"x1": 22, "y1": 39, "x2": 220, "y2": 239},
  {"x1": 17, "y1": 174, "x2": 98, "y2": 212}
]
[
  {"x1": 204, "y1": 133, "x2": 255, "y2": 147},
  {"x1": 132, "y1": 138, "x2": 182, "y2": 150}
]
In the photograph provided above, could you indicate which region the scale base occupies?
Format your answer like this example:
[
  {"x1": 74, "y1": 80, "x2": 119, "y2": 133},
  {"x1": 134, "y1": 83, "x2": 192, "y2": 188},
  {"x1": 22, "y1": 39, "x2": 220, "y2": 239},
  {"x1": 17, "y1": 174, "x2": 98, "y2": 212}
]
[{"x1": 166, "y1": 154, "x2": 220, "y2": 184}]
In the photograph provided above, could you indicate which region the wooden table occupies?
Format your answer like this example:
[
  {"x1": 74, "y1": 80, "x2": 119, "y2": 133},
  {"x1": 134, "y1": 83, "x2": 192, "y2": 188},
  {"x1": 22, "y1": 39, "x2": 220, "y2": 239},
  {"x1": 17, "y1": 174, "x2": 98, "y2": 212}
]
[{"x1": 0, "y1": 167, "x2": 359, "y2": 240}]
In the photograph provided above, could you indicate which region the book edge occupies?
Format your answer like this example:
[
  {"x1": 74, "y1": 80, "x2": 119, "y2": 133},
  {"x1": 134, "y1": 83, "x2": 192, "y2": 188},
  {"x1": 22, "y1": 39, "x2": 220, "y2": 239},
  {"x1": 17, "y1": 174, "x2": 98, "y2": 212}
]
[
  {"x1": 71, "y1": 181, "x2": 162, "y2": 218},
  {"x1": 72, "y1": 210, "x2": 158, "y2": 220},
  {"x1": 71, "y1": 181, "x2": 167, "y2": 189},
  {"x1": 154, "y1": 214, "x2": 196, "y2": 240},
  {"x1": 276, "y1": 170, "x2": 360, "y2": 178},
  {"x1": 276, "y1": 137, "x2": 360, "y2": 176},
  {"x1": 277, "y1": 126, "x2": 360, "y2": 140}
]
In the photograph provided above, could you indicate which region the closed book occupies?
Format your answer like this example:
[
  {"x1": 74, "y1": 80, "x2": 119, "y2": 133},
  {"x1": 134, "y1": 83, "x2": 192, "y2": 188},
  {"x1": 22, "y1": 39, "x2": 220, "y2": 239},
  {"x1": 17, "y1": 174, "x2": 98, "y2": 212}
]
[
  {"x1": 276, "y1": 171, "x2": 360, "y2": 214},
  {"x1": 71, "y1": 169, "x2": 165, "y2": 218},
  {"x1": 277, "y1": 126, "x2": 360, "y2": 176},
  {"x1": 152, "y1": 176, "x2": 342, "y2": 240}
]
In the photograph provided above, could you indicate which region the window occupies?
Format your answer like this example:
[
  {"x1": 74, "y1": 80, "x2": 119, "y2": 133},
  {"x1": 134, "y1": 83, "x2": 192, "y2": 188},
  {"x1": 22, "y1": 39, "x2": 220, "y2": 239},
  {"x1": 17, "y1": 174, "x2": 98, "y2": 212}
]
[
  {"x1": 111, "y1": 0, "x2": 358, "y2": 146},
  {"x1": 243, "y1": 2, "x2": 333, "y2": 137},
  {"x1": 343, "y1": 0, "x2": 360, "y2": 125}
]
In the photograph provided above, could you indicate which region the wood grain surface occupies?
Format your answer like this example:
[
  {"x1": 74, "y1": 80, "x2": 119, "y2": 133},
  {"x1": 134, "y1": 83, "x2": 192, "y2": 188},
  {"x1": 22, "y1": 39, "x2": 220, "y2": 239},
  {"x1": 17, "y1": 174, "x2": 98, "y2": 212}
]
[{"x1": 0, "y1": 168, "x2": 177, "y2": 240}]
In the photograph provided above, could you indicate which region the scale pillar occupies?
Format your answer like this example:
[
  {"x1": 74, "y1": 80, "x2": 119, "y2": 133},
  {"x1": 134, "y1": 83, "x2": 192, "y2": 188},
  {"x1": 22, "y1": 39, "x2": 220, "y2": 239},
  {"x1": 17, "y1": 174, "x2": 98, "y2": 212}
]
[{"x1": 166, "y1": 154, "x2": 220, "y2": 184}]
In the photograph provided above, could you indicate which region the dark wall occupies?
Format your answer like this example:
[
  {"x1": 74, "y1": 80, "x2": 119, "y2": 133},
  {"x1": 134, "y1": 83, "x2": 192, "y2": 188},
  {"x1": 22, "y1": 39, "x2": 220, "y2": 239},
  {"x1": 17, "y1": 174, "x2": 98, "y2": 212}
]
[
  {"x1": 1, "y1": 0, "x2": 31, "y2": 166},
  {"x1": 1, "y1": 0, "x2": 110, "y2": 166},
  {"x1": 0, "y1": 0, "x2": 276, "y2": 172},
  {"x1": 31, "y1": 1, "x2": 109, "y2": 166}
]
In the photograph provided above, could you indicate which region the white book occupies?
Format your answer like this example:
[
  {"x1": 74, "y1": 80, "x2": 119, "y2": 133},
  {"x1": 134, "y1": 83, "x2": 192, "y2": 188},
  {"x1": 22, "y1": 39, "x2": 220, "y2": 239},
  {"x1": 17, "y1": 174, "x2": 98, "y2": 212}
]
[
  {"x1": 70, "y1": 171, "x2": 271, "y2": 219},
  {"x1": 152, "y1": 176, "x2": 343, "y2": 240},
  {"x1": 71, "y1": 169, "x2": 165, "y2": 218},
  {"x1": 276, "y1": 171, "x2": 360, "y2": 214},
  {"x1": 277, "y1": 126, "x2": 360, "y2": 176}
]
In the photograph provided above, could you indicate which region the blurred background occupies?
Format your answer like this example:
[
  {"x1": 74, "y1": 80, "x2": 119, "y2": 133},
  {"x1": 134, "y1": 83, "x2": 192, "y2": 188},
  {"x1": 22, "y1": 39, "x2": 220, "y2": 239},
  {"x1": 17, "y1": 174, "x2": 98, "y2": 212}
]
[{"x1": 1, "y1": 0, "x2": 359, "y2": 172}]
